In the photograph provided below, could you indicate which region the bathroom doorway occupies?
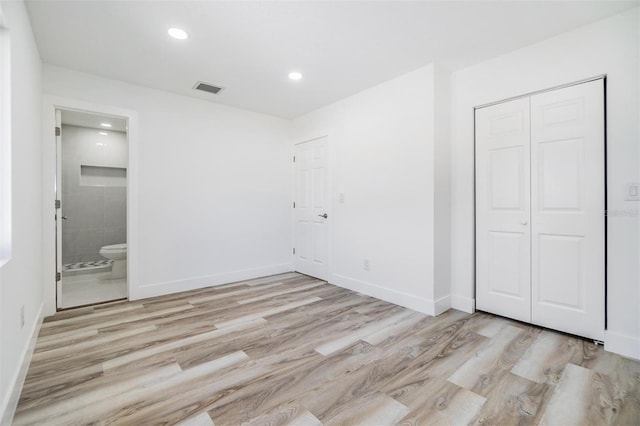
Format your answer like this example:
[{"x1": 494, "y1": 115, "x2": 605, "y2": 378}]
[{"x1": 56, "y1": 109, "x2": 129, "y2": 309}]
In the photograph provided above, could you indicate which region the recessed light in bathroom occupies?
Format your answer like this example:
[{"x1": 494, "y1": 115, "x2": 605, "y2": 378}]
[
  {"x1": 168, "y1": 28, "x2": 188, "y2": 40},
  {"x1": 98, "y1": 131, "x2": 108, "y2": 136},
  {"x1": 100, "y1": 123, "x2": 112, "y2": 128},
  {"x1": 288, "y1": 72, "x2": 303, "y2": 80}
]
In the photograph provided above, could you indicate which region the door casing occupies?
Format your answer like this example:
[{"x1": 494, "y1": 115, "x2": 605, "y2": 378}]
[{"x1": 42, "y1": 95, "x2": 139, "y2": 316}]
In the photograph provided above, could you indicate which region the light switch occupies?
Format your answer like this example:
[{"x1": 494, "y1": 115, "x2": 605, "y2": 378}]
[
  {"x1": 625, "y1": 183, "x2": 640, "y2": 201},
  {"x1": 338, "y1": 193, "x2": 345, "y2": 204}
]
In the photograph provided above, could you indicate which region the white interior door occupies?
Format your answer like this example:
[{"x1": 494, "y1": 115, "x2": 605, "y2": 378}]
[
  {"x1": 475, "y1": 97, "x2": 532, "y2": 322},
  {"x1": 476, "y1": 79, "x2": 605, "y2": 340},
  {"x1": 293, "y1": 137, "x2": 329, "y2": 280},
  {"x1": 530, "y1": 80, "x2": 605, "y2": 340},
  {"x1": 55, "y1": 109, "x2": 62, "y2": 309}
]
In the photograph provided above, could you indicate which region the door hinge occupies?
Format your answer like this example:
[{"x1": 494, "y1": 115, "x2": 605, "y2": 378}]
[
  {"x1": 55, "y1": 199, "x2": 61, "y2": 209},
  {"x1": 293, "y1": 201, "x2": 296, "y2": 208},
  {"x1": 293, "y1": 155, "x2": 295, "y2": 163},
  {"x1": 56, "y1": 272, "x2": 61, "y2": 282},
  {"x1": 293, "y1": 248, "x2": 296, "y2": 255},
  {"x1": 55, "y1": 126, "x2": 61, "y2": 136}
]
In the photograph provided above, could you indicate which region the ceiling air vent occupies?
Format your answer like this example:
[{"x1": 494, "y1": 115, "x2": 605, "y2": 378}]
[{"x1": 193, "y1": 81, "x2": 224, "y2": 95}]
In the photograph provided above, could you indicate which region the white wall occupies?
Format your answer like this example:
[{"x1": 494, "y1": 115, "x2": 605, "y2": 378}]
[
  {"x1": 433, "y1": 64, "x2": 452, "y2": 311},
  {"x1": 450, "y1": 8, "x2": 640, "y2": 358},
  {"x1": 0, "y1": 23, "x2": 10, "y2": 267},
  {"x1": 42, "y1": 65, "x2": 292, "y2": 306},
  {"x1": 291, "y1": 65, "x2": 448, "y2": 315},
  {"x1": 0, "y1": 0, "x2": 43, "y2": 422}
]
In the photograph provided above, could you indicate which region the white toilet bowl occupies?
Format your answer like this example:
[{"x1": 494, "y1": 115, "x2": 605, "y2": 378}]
[{"x1": 99, "y1": 243, "x2": 127, "y2": 279}]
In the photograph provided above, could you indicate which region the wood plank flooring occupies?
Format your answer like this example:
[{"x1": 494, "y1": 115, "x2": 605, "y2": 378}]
[{"x1": 13, "y1": 273, "x2": 640, "y2": 425}]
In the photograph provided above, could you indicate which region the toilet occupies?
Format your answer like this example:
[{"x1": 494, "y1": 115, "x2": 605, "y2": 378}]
[{"x1": 99, "y1": 243, "x2": 127, "y2": 279}]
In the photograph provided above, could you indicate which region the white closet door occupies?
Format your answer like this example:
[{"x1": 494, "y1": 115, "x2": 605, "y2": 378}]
[
  {"x1": 475, "y1": 97, "x2": 531, "y2": 322},
  {"x1": 530, "y1": 80, "x2": 605, "y2": 340}
]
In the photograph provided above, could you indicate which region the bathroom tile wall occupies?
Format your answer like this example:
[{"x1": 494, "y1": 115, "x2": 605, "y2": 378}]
[{"x1": 61, "y1": 125, "x2": 128, "y2": 264}]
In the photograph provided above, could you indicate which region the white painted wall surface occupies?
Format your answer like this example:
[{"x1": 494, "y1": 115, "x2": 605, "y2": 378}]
[
  {"x1": 433, "y1": 64, "x2": 452, "y2": 313},
  {"x1": 450, "y1": 8, "x2": 640, "y2": 358},
  {"x1": 42, "y1": 65, "x2": 292, "y2": 304},
  {"x1": 0, "y1": 23, "x2": 10, "y2": 268},
  {"x1": 291, "y1": 65, "x2": 443, "y2": 314},
  {"x1": 0, "y1": 0, "x2": 43, "y2": 421}
]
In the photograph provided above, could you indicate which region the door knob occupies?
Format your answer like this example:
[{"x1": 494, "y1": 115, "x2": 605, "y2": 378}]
[
  {"x1": 521, "y1": 220, "x2": 528, "y2": 225},
  {"x1": 318, "y1": 213, "x2": 328, "y2": 219},
  {"x1": 61, "y1": 216, "x2": 68, "y2": 220}
]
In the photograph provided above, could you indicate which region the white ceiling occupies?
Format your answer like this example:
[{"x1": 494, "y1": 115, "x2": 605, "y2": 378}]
[
  {"x1": 26, "y1": 1, "x2": 638, "y2": 118},
  {"x1": 61, "y1": 109, "x2": 127, "y2": 132}
]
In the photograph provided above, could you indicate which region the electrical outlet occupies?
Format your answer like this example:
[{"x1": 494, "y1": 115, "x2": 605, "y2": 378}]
[
  {"x1": 20, "y1": 305, "x2": 25, "y2": 328},
  {"x1": 625, "y1": 183, "x2": 640, "y2": 201},
  {"x1": 363, "y1": 259, "x2": 370, "y2": 271},
  {"x1": 339, "y1": 193, "x2": 345, "y2": 204}
]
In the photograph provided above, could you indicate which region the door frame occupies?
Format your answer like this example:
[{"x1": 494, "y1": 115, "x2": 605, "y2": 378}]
[
  {"x1": 291, "y1": 135, "x2": 333, "y2": 281},
  {"x1": 42, "y1": 95, "x2": 139, "y2": 316},
  {"x1": 472, "y1": 75, "x2": 608, "y2": 332}
]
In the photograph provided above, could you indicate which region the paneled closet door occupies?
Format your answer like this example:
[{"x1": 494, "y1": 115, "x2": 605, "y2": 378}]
[
  {"x1": 475, "y1": 97, "x2": 532, "y2": 322},
  {"x1": 530, "y1": 80, "x2": 605, "y2": 341}
]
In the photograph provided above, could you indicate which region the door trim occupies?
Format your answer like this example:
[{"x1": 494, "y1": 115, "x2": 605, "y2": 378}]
[
  {"x1": 474, "y1": 74, "x2": 607, "y2": 110},
  {"x1": 473, "y1": 77, "x2": 608, "y2": 333},
  {"x1": 42, "y1": 95, "x2": 139, "y2": 316},
  {"x1": 292, "y1": 135, "x2": 332, "y2": 281}
]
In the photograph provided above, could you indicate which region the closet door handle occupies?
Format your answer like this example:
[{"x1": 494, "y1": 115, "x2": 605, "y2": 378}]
[{"x1": 521, "y1": 220, "x2": 528, "y2": 225}]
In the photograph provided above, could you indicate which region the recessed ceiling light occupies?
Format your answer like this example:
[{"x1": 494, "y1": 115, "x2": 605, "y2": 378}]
[
  {"x1": 288, "y1": 72, "x2": 303, "y2": 80},
  {"x1": 100, "y1": 123, "x2": 112, "y2": 128},
  {"x1": 98, "y1": 131, "x2": 108, "y2": 136},
  {"x1": 168, "y1": 28, "x2": 188, "y2": 40}
]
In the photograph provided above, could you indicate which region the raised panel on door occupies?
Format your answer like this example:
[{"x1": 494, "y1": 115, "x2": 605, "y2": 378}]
[
  {"x1": 312, "y1": 167, "x2": 325, "y2": 209},
  {"x1": 297, "y1": 168, "x2": 310, "y2": 209},
  {"x1": 490, "y1": 147, "x2": 524, "y2": 209},
  {"x1": 537, "y1": 235, "x2": 584, "y2": 310},
  {"x1": 530, "y1": 79, "x2": 604, "y2": 340},
  {"x1": 293, "y1": 137, "x2": 329, "y2": 280},
  {"x1": 538, "y1": 139, "x2": 582, "y2": 210},
  {"x1": 295, "y1": 221, "x2": 311, "y2": 261},
  {"x1": 487, "y1": 231, "x2": 528, "y2": 298},
  {"x1": 312, "y1": 222, "x2": 327, "y2": 265},
  {"x1": 475, "y1": 97, "x2": 531, "y2": 322}
]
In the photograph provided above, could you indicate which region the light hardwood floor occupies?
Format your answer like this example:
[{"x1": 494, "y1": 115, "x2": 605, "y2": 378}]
[{"x1": 14, "y1": 273, "x2": 640, "y2": 425}]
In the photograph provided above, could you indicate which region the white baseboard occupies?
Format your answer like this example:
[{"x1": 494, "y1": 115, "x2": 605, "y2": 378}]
[
  {"x1": 434, "y1": 295, "x2": 451, "y2": 316},
  {"x1": 605, "y1": 330, "x2": 640, "y2": 360},
  {"x1": 330, "y1": 273, "x2": 438, "y2": 316},
  {"x1": 0, "y1": 302, "x2": 44, "y2": 426},
  {"x1": 450, "y1": 294, "x2": 475, "y2": 313},
  {"x1": 130, "y1": 263, "x2": 293, "y2": 300}
]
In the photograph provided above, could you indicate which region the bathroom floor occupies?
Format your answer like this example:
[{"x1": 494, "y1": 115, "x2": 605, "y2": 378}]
[
  {"x1": 61, "y1": 271, "x2": 127, "y2": 309},
  {"x1": 63, "y1": 259, "x2": 113, "y2": 272}
]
